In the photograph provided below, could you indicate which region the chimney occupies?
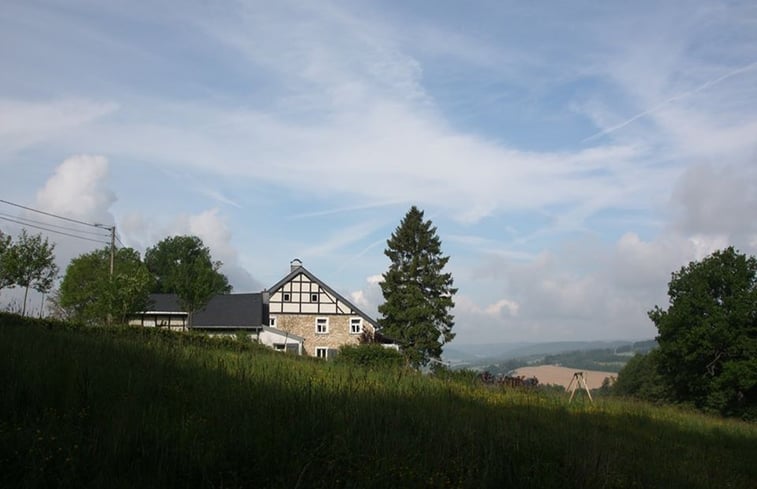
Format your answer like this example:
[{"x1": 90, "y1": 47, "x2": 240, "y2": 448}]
[{"x1": 290, "y1": 258, "x2": 303, "y2": 272}]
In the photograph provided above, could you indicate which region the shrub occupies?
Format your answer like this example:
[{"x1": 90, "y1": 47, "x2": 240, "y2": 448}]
[{"x1": 334, "y1": 344, "x2": 404, "y2": 368}]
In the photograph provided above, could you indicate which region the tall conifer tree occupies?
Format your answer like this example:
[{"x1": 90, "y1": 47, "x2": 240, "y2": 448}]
[{"x1": 379, "y1": 206, "x2": 456, "y2": 367}]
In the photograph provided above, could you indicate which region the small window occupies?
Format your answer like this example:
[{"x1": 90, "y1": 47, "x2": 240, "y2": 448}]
[
  {"x1": 283, "y1": 293, "x2": 290, "y2": 302},
  {"x1": 350, "y1": 318, "x2": 362, "y2": 334},
  {"x1": 316, "y1": 317, "x2": 329, "y2": 334},
  {"x1": 269, "y1": 316, "x2": 277, "y2": 328},
  {"x1": 311, "y1": 293, "x2": 319, "y2": 302},
  {"x1": 316, "y1": 347, "x2": 328, "y2": 359}
]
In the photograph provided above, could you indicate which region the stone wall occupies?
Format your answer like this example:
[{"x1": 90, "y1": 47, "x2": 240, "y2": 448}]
[{"x1": 273, "y1": 314, "x2": 374, "y2": 357}]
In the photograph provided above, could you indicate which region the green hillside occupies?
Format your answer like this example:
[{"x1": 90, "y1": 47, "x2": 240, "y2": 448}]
[{"x1": 1, "y1": 314, "x2": 755, "y2": 488}]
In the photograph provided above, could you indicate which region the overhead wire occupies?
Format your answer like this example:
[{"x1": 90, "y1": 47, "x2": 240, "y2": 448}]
[
  {"x1": 0, "y1": 212, "x2": 111, "y2": 238},
  {"x1": 0, "y1": 198, "x2": 105, "y2": 229},
  {"x1": 115, "y1": 232, "x2": 126, "y2": 249},
  {"x1": 0, "y1": 198, "x2": 118, "y2": 247},
  {"x1": 0, "y1": 215, "x2": 111, "y2": 245}
]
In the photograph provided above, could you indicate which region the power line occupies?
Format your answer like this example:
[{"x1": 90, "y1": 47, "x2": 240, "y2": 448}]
[
  {"x1": 0, "y1": 216, "x2": 111, "y2": 245},
  {"x1": 0, "y1": 198, "x2": 105, "y2": 229},
  {"x1": 0, "y1": 212, "x2": 111, "y2": 238}
]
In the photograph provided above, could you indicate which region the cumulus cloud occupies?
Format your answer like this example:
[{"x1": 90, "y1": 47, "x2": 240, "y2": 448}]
[
  {"x1": 159, "y1": 208, "x2": 261, "y2": 292},
  {"x1": 457, "y1": 296, "x2": 520, "y2": 318},
  {"x1": 35, "y1": 154, "x2": 116, "y2": 224},
  {"x1": 350, "y1": 290, "x2": 369, "y2": 309},
  {"x1": 31, "y1": 158, "x2": 262, "y2": 294},
  {"x1": 672, "y1": 163, "x2": 757, "y2": 246},
  {"x1": 0, "y1": 155, "x2": 117, "y2": 314}
]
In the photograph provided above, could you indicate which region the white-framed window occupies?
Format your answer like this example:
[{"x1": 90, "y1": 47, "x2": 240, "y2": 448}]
[
  {"x1": 269, "y1": 316, "x2": 277, "y2": 328},
  {"x1": 283, "y1": 293, "x2": 291, "y2": 302},
  {"x1": 316, "y1": 347, "x2": 328, "y2": 359},
  {"x1": 311, "y1": 293, "x2": 319, "y2": 302},
  {"x1": 315, "y1": 317, "x2": 329, "y2": 334},
  {"x1": 350, "y1": 317, "x2": 363, "y2": 334}
]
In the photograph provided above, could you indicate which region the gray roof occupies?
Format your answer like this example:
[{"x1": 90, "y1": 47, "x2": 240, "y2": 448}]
[
  {"x1": 146, "y1": 293, "x2": 184, "y2": 313},
  {"x1": 146, "y1": 293, "x2": 266, "y2": 328}
]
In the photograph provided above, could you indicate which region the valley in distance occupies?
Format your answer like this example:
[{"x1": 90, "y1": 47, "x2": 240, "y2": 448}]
[{"x1": 444, "y1": 339, "x2": 656, "y2": 388}]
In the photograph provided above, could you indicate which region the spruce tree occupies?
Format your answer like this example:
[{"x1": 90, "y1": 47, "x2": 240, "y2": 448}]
[{"x1": 378, "y1": 206, "x2": 456, "y2": 367}]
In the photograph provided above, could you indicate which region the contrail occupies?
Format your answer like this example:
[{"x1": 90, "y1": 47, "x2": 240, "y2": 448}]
[{"x1": 583, "y1": 60, "x2": 757, "y2": 143}]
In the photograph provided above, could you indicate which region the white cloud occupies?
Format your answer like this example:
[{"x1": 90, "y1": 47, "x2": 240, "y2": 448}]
[
  {"x1": 35, "y1": 154, "x2": 116, "y2": 224},
  {"x1": 31, "y1": 158, "x2": 262, "y2": 292},
  {"x1": 165, "y1": 208, "x2": 261, "y2": 292},
  {"x1": 350, "y1": 290, "x2": 369, "y2": 309},
  {"x1": 457, "y1": 295, "x2": 521, "y2": 318},
  {"x1": 672, "y1": 163, "x2": 757, "y2": 241},
  {"x1": 0, "y1": 99, "x2": 118, "y2": 158},
  {"x1": 366, "y1": 274, "x2": 383, "y2": 285}
]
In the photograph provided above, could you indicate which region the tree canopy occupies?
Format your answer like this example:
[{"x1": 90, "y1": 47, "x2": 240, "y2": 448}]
[
  {"x1": 378, "y1": 206, "x2": 456, "y2": 367},
  {"x1": 58, "y1": 247, "x2": 153, "y2": 324},
  {"x1": 0, "y1": 230, "x2": 58, "y2": 316},
  {"x1": 649, "y1": 247, "x2": 757, "y2": 419},
  {"x1": 0, "y1": 231, "x2": 12, "y2": 289},
  {"x1": 144, "y1": 235, "x2": 231, "y2": 326}
]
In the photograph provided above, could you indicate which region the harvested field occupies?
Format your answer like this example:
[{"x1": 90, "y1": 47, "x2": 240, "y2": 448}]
[{"x1": 512, "y1": 365, "x2": 616, "y2": 389}]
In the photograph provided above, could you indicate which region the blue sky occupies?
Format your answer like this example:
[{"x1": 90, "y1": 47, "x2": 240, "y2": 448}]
[{"x1": 2, "y1": 0, "x2": 756, "y2": 344}]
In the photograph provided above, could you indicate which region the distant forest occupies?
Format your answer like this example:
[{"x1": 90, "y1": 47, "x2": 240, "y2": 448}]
[{"x1": 480, "y1": 340, "x2": 657, "y2": 375}]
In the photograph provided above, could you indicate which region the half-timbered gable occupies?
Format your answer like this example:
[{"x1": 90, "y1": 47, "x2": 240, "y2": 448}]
[{"x1": 267, "y1": 259, "x2": 378, "y2": 358}]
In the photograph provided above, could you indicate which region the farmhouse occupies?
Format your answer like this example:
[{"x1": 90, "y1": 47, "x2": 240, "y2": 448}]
[
  {"x1": 130, "y1": 259, "x2": 389, "y2": 358},
  {"x1": 267, "y1": 258, "x2": 382, "y2": 359},
  {"x1": 128, "y1": 291, "x2": 305, "y2": 354}
]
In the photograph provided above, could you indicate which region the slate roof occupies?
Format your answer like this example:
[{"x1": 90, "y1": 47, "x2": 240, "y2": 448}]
[
  {"x1": 145, "y1": 293, "x2": 266, "y2": 328},
  {"x1": 146, "y1": 293, "x2": 183, "y2": 313}
]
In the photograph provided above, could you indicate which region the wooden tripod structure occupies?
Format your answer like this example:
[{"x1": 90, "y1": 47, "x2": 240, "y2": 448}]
[{"x1": 567, "y1": 371, "x2": 593, "y2": 403}]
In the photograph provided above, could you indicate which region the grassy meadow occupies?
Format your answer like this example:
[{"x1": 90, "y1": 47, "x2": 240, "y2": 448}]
[{"x1": 1, "y1": 313, "x2": 755, "y2": 488}]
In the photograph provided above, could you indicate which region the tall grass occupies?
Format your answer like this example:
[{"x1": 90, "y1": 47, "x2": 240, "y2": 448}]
[{"x1": 1, "y1": 314, "x2": 755, "y2": 488}]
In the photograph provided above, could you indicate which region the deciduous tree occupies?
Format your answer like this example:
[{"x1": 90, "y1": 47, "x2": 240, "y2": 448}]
[
  {"x1": 650, "y1": 247, "x2": 757, "y2": 419},
  {"x1": 378, "y1": 206, "x2": 456, "y2": 367},
  {"x1": 0, "y1": 231, "x2": 12, "y2": 290},
  {"x1": 0, "y1": 230, "x2": 58, "y2": 316},
  {"x1": 58, "y1": 247, "x2": 153, "y2": 324},
  {"x1": 144, "y1": 235, "x2": 231, "y2": 327}
]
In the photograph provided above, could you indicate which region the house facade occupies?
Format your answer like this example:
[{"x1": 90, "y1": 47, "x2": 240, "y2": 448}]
[
  {"x1": 130, "y1": 259, "x2": 389, "y2": 358},
  {"x1": 266, "y1": 259, "x2": 379, "y2": 359}
]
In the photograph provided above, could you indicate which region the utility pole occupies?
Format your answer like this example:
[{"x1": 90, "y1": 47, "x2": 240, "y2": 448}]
[
  {"x1": 109, "y1": 225, "x2": 115, "y2": 277},
  {"x1": 95, "y1": 224, "x2": 116, "y2": 326},
  {"x1": 95, "y1": 224, "x2": 116, "y2": 277}
]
